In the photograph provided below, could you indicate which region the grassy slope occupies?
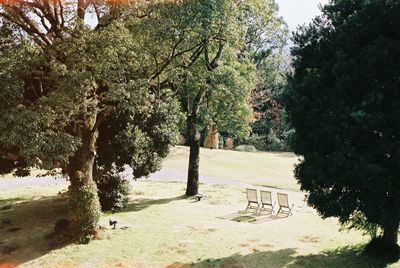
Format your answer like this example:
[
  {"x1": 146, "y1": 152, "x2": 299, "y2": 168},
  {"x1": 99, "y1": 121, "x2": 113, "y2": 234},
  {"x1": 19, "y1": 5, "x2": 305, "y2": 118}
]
[{"x1": 163, "y1": 146, "x2": 300, "y2": 191}]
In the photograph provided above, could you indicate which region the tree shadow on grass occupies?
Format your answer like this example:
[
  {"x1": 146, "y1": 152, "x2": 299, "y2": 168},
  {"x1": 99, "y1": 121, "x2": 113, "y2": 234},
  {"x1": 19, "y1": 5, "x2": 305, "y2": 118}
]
[
  {"x1": 123, "y1": 195, "x2": 187, "y2": 212},
  {"x1": 0, "y1": 197, "x2": 27, "y2": 207},
  {"x1": 166, "y1": 248, "x2": 297, "y2": 268},
  {"x1": 290, "y1": 245, "x2": 387, "y2": 268},
  {"x1": 167, "y1": 245, "x2": 387, "y2": 268},
  {"x1": 0, "y1": 195, "x2": 68, "y2": 266},
  {"x1": 271, "y1": 152, "x2": 297, "y2": 158}
]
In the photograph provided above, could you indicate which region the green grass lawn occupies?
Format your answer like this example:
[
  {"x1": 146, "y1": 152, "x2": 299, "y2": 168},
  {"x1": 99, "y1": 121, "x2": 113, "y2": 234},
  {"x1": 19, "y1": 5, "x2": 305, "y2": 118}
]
[
  {"x1": 162, "y1": 146, "x2": 301, "y2": 191},
  {"x1": 0, "y1": 148, "x2": 397, "y2": 267},
  {"x1": 0, "y1": 181, "x2": 395, "y2": 268}
]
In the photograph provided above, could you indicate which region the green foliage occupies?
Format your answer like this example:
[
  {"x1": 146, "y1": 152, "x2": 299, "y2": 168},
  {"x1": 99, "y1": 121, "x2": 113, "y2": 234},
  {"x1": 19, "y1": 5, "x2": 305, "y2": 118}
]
[
  {"x1": 284, "y1": 0, "x2": 400, "y2": 248},
  {"x1": 94, "y1": 169, "x2": 131, "y2": 212},
  {"x1": 340, "y1": 211, "x2": 381, "y2": 239},
  {"x1": 197, "y1": 51, "x2": 256, "y2": 139},
  {"x1": 68, "y1": 183, "x2": 101, "y2": 235},
  {"x1": 96, "y1": 91, "x2": 180, "y2": 179},
  {"x1": 244, "y1": 1, "x2": 292, "y2": 152},
  {"x1": 238, "y1": 134, "x2": 265, "y2": 151}
]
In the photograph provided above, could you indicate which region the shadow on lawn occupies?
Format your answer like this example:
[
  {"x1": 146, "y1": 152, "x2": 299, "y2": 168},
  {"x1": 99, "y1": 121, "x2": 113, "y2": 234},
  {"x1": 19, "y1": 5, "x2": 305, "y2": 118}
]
[
  {"x1": 123, "y1": 195, "x2": 187, "y2": 212},
  {"x1": 0, "y1": 197, "x2": 27, "y2": 207},
  {"x1": 0, "y1": 195, "x2": 68, "y2": 266},
  {"x1": 272, "y1": 152, "x2": 297, "y2": 158},
  {"x1": 167, "y1": 245, "x2": 387, "y2": 268}
]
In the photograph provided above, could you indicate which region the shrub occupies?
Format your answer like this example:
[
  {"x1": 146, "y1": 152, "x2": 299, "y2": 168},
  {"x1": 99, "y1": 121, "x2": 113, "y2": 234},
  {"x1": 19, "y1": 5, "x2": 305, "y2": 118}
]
[
  {"x1": 235, "y1": 145, "x2": 257, "y2": 152},
  {"x1": 94, "y1": 169, "x2": 131, "y2": 212},
  {"x1": 265, "y1": 131, "x2": 293, "y2": 152},
  {"x1": 218, "y1": 135, "x2": 224, "y2": 149},
  {"x1": 237, "y1": 132, "x2": 293, "y2": 152},
  {"x1": 240, "y1": 135, "x2": 267, "y2": 151}
]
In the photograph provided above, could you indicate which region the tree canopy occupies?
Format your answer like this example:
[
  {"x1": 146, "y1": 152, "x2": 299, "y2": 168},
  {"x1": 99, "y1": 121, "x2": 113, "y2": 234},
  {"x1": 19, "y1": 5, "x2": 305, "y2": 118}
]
[{"x1": 285, "y1": 0, "x2": 400, "y2": 259}]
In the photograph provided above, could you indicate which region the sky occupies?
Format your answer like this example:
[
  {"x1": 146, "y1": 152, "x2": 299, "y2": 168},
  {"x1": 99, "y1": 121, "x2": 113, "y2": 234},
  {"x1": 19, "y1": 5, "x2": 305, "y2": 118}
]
[{"x1": 275, "y1": 0, "x2": 330, "y2": 31}]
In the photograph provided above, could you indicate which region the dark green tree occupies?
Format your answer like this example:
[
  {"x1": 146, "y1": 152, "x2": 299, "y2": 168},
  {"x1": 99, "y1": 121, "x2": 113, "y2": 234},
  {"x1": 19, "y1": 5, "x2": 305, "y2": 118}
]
[{"x1": 285, "y1": 0, "x2": 400, "y2": 260}]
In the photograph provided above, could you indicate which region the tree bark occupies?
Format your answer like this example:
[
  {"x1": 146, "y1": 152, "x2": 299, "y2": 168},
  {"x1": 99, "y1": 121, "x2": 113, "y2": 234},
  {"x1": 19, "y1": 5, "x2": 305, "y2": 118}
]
[
  {"x1": 383, "y1": 220, "x2": 399, "y2": 246},
  {"x1": 185, "y1": 86, "x2": 207, "y2": 196},
  {"x1": 186, "y1": 116, "x2": 200, "y2": 196},
  {"x1": 66, "y1": 114, "x2": 101, "y2": 237}
]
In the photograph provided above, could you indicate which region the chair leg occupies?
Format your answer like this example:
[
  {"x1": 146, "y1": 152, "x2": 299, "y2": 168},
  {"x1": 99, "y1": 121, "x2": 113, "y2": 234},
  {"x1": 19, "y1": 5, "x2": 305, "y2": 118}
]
[
  {"x1": 288, "y1": 204, "x2": 294, "y2": 216},
  {"x1": 272, "y1": 201, "x2": 276, "y2": 214},
  {"x1": 258, "y1": 203, "x2": 264, "y2": 214}
]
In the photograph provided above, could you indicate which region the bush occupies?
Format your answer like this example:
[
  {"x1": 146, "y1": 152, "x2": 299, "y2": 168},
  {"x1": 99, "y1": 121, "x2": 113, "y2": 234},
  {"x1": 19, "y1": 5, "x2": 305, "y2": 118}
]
[
  {"x1": 265, "y1": 131, "x2": 293, "y2": 152},
  {"x1": 235, "y1": 145, "x2": 257, "y2": 152},
  {"x1": 237, "y1": 131, "x2": 293, "y2": 152},
  {"x1": 218, "y1": 135, "x2": 224, "y2": 149},
  {"x1": 94, "y1": 169, "x2": 131, "y2": 212}
]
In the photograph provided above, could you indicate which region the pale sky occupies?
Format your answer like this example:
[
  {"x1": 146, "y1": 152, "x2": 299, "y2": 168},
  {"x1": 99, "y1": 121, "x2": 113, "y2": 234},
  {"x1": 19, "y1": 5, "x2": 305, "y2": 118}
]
[{"x1": 276, "y1": 0, "x2": 330, "y2": 31}]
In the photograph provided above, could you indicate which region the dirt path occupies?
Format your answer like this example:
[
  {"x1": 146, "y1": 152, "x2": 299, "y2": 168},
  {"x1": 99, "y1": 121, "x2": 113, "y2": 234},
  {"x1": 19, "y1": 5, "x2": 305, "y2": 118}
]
[
  {"x1": 124, "y1": 168, "x2": 255, "y2": 188},
  {"x1": 0, "y1": 170, "x2": 253, "y2": 190},
  {"x1": 0, "y1": 168, "x2": 302, "y2": 200},
  {"x1": 0, "y1": 176, "x2": 68, "y2": 191}
]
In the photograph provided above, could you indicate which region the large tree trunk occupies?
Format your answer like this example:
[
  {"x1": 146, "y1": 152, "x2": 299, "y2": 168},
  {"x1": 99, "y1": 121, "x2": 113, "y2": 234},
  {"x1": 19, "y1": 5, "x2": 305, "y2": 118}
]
[
  {"x1": 66, "y1": 115, "x2": 101, "y2": 237},
  {"x1": 184, "y1": 87, "x2": 207, "y2": 196},
  {"x1": 383, "y1": 220, "x2": 399, "y2": 246},
  {"x1": 186, "y1": 117, "x2": 200, "y2": 196}
]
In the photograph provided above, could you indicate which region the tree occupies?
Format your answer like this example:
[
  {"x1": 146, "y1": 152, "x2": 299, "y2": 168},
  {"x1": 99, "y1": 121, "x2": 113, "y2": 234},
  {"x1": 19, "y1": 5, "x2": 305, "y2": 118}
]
[
  {"x1": 284, "y1": 0, "x2": 400, "y2": 260},
  {"x1": 169, "y1": 0, "x2": 284, "y2": 196},
  {"x1": 0, "y1": 0, "x2": 194, "y2": 238},
  {"x1": 244, "y1": 1, "x2": 291, "y2": 152},
  {"x1": 179, "y1": 47, "x2": 256, "y2": 195}
]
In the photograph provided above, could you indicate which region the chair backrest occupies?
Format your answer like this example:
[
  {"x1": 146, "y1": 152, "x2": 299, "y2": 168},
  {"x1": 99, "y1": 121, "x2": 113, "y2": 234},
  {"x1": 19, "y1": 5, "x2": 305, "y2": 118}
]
[
  {"x1": 260, "y1": 190, "x2": 272, "y2": 205},
  {"x1": 277, "y1": 193, "x2": 289, "y2": 208},
  {"x1": 246, "y1": 188, "x2": 258, "y2": 203}
]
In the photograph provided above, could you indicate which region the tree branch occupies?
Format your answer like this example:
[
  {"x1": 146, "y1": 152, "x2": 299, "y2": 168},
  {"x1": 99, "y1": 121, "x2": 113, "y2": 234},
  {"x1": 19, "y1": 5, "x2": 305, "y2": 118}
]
[{"x1": 151, "y1": 40, "x2": 206, "y2": 80}]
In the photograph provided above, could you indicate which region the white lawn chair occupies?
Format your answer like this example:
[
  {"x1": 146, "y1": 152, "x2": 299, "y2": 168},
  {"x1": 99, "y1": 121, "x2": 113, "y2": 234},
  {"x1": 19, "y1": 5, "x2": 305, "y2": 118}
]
[
  {"x1": 259, "y1": 190, "x2": 275, "y2": 214},
  {"x1": 245, "y1": 188, "x2": 260, "y2": 212},
  {"x1": 276, "y1": 193, "x2": 294, "y2": 216}
]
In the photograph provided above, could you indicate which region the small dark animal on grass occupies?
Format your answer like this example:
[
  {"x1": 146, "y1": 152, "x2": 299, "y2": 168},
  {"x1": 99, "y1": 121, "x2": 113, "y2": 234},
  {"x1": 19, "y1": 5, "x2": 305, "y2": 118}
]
[
  {"x1": 195, "y1": 194, "x2": 203, "y2": 201},
  {"x1": 109, "y1": 219, "x2": 117, "y2": 229}
]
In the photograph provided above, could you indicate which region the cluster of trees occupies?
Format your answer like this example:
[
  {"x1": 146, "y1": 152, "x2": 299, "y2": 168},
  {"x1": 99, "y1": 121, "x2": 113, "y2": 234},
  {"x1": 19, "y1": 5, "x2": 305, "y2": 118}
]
[
  {"x1": 0, "y1": 0, "x2": 285, "y2": 239},
  {"x1": 3, "y1": 0, "x2": 397, "y2": 262}
]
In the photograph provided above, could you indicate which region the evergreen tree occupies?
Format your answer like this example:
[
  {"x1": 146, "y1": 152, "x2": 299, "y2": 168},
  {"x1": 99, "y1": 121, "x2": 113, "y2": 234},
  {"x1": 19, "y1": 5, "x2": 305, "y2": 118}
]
[{"x1": 285, "y1": 0, "x2": 400, "y2": 260}]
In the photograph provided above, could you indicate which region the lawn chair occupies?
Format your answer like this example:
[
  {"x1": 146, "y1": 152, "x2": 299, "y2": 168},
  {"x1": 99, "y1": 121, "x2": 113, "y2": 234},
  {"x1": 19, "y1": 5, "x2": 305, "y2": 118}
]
[
  {"x1": 276, "y1": 193, "x2": 294, "y2": 216},
  {"x1": 245, "y1": 188, "x2": 259, "y2": 212},
  {"x1": 259, "y1": 190, "x2": 275, "y2": 214}
]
